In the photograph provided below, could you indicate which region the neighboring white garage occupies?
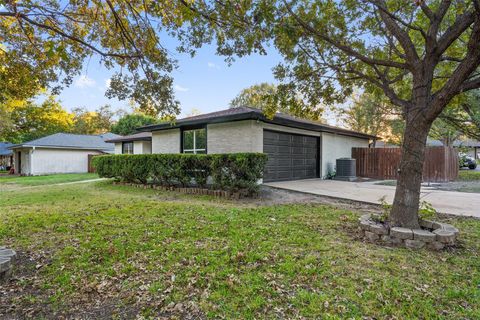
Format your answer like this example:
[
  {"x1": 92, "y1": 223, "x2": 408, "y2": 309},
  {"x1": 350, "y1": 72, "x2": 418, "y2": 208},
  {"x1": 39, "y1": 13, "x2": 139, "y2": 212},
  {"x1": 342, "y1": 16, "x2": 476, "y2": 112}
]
[
  {"x1": 10, "y1": 133, "x2": 119, "y2": 175},
  {"x1": 138, "y1": 106, "x2": 375, "y2": 182}
]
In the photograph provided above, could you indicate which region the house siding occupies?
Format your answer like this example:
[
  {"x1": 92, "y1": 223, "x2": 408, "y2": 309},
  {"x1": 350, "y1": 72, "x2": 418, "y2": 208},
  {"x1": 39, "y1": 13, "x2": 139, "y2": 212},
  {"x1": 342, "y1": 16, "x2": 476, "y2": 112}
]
[
  {"x1": 114, "y1": 143, "x2": 122, "y2": 154},
  {"x1": 321, "y1": 132, "x2": 369, "y2": 177},
  {"x1": 30, "y1": 148, "x2": 103, "y2": 175},
  {"x1": 151, "y1": 128, "x2": 181, "y2": 153},
  {"x1": 207, "y1": 120, "x2": 263, "y2": 154}
]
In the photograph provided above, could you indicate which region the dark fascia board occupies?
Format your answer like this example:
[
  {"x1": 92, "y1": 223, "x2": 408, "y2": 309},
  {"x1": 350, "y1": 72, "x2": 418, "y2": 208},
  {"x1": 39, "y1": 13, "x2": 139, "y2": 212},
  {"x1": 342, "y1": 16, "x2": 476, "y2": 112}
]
[
  {"x1": 105, "y1": 137, "x2": 152, "y2": 143},
  {"x1": 138, "y1": 110, "x2": 378, "y2": 140}
]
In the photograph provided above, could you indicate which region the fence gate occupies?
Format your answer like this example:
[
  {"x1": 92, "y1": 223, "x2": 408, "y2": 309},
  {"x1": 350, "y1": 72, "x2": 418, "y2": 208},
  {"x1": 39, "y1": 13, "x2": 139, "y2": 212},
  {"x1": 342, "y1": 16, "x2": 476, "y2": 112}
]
[{"x1": 88, "y1": 154, "x2": 98, "y2": 173}]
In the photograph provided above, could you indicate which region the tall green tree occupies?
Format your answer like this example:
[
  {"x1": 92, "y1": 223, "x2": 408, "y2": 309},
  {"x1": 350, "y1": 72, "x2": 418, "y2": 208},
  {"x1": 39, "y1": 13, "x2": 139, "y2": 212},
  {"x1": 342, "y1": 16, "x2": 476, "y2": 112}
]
[
  {"x1": 0, "y1": 1, "x2": 179, "y2": 116},
  {"x1": 230, "y1": 83, "x2": 323, "y2": 121},
  {"x1": 71, "y1": 105, "x2": 115, "y2": 135},
  {"x1": 169, "y1": 0, "x2": 480, "y2": 228},
  {"x1": 341, "y1": 92, "x2": 401, "y2": 145},
  {"x1": 0, "y1": 96, "x2": 74, "y2": 143},
  {"x1": 111, "y1": 113, "x2": 157, "y2": 136}
]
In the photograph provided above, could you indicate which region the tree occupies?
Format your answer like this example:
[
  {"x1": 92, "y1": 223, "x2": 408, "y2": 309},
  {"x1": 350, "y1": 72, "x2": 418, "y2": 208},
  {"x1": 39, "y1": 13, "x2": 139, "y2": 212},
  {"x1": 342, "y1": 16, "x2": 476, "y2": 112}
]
[
  {"x1": 72, "y1": 105, "x2": 115, "y2": 135},
  {"x1": 111, "y1": 113, "x2": 157, "y2": 136},
  {"x1": 0, "y1": 96, "x2": 74, "y2": 143},
  {"x1": 439, "y1": 90, "x2": 480, "y2": 140},
  {"x1": 0, "y1": 1, "x2": 179, "y2": 116},
  {"x1": 341, "y1": 92, "x2": 401, "y2": 145},
  {"x1": 170, "y1": 1, "x2": 480, "y2": 228},
  {"x1": 230, "y1": 83, "x2": 323, "y2": 120}
]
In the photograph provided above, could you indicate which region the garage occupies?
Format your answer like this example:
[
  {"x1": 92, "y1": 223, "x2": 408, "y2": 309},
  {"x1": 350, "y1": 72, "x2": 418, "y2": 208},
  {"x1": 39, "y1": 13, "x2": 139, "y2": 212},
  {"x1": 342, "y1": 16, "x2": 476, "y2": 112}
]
[{"x1": 263, "y1": 130, "x2": 319, "y2": 182}]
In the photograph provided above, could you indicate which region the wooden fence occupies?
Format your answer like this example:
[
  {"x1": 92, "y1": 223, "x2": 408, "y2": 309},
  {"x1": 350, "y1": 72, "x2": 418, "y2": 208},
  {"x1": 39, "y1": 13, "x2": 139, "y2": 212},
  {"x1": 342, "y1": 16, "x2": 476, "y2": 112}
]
[
  {"x1": 88, "y1": 154, "x2": 98, "y2": 173},
  {"x1": 351, "y1": 147, "x2": 459, "y2": 182}
]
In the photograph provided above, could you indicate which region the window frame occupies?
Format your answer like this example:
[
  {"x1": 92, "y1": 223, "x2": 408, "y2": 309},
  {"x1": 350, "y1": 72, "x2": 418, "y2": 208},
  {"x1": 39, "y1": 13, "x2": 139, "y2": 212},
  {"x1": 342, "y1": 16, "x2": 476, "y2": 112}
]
[
  {"x1": 181, "y1": 126, "x2": 207, "y2": 154},
  {"x1": 122, "y1": 141, "x2": 134, "y2": 154}
]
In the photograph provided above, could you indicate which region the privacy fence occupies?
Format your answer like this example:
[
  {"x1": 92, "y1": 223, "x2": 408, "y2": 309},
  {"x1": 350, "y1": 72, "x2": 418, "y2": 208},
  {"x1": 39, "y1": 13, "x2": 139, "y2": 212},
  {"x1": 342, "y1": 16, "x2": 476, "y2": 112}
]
[{"x1": 351, "y1": 147, "x2": 459, "y2": 182}]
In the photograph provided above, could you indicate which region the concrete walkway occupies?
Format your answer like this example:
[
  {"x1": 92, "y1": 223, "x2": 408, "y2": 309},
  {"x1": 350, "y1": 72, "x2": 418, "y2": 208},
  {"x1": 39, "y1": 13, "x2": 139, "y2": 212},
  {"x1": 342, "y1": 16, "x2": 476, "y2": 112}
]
[{"x1": 265, "y1": 179, "x2": 480, "y2": 218}]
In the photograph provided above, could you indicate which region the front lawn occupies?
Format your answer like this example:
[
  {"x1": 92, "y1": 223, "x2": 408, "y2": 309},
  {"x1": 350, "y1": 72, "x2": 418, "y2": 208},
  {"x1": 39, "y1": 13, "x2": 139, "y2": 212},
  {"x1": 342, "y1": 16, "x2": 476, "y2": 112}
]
[
  {"x1": 458, "y1": 169, "x2": 480, "y2": 181},
  {"x1": 1, "y1": 182, "x2": 479, "y2": 318},
  {"x1": 0, "y1": 173, "x2": 99, "y2": 187}
]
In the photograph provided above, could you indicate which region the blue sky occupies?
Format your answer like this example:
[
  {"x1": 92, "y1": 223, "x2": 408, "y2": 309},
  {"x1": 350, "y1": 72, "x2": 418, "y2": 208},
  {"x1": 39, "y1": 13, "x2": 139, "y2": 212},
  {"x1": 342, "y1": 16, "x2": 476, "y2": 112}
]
[{"x1": 57, "y1": 41, "x2": 283, "y2": 118}]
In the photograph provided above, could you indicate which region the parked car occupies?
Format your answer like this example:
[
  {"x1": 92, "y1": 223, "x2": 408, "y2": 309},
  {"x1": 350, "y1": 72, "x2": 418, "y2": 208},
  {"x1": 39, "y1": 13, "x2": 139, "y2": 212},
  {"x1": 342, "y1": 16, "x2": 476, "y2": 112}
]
[{"x1": 459, "y1": 153, "x2": 478, "y2": 170}]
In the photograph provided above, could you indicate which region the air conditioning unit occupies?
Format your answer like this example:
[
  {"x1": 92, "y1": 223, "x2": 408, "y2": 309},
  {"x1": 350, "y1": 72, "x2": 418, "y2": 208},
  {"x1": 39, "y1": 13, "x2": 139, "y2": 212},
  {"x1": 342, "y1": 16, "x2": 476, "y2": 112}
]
[{"x1": 335, "y1": 158, "x2": 356, "y2": 181}]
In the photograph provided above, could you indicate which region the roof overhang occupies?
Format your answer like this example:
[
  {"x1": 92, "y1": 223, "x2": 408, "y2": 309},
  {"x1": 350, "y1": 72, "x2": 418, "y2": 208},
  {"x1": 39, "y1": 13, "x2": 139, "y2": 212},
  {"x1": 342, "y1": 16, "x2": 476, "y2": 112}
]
[
  {"x1": 138, "y1": 111, "x2": 378, "y2": 140},
  {"x1": 9, "y1": 145, "x2": 113, "y2": 152},
  {"x1": 106, "y1": 137, "x2": 152, "y2": 143}
]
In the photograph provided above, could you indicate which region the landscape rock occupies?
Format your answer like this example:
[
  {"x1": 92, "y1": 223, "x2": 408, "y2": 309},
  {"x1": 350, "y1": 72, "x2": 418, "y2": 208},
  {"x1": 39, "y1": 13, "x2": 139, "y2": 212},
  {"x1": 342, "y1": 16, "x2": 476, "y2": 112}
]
[
  {"x1": 427, "y1": 241, "x2": 445, "y2": 251},
  {"x1": 405, "y1": 239, "x2": 426, "y2": 249},
  {"x1": 364, "y1": 231, "x2": 379, "y2": 242},
  {"x1": 359, "y1": 220, "x2": 373, "y2": 231},
  {"x1": 413, "y1": 229, "x2": 436, "y2": 242},
  {"x1": 440, "y1": 224, "x2": 459, "y2": 236},
  {"x1": 0, "y1": 249, "x2": 17, "y2": 261},
  {"x1": 433, "y1": 229, "x2": 456, "y2": 244},
  {"x1": 0, "y1": 257, "x2": 11, "y2": 273},
  {"x1": 419, "y1": 219, "x2": 434, "y2": 229},
  {"x1": 390, "y1": 227, "x2": 413, "y2": 240},
  {"x1": 369, "y1": 223, "x2": 389, "y2": 235}
]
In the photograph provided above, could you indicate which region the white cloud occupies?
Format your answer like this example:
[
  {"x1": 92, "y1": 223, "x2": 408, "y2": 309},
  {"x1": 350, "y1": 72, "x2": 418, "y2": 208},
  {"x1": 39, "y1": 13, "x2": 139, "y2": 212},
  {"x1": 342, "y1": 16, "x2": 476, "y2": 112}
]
[
  {"x1": 174, "y1": 84, "x2": 189, "y2": 92},
  {"x1": 105, "y1": 78, "x2": 111, "y2": 89},
  {"x1": 207, "y1": 62, "x2": 219, "y2": 69},
  {"x1": 74, "y1": 75, "x2": 96, "y2": 88}
]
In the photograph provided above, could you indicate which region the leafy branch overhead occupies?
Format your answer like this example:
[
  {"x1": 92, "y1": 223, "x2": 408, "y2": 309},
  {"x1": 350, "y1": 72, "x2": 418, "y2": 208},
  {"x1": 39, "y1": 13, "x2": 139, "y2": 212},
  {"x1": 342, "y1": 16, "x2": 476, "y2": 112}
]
[{"x1": 0, "y1": 0, "x2": 179, "y2": 116}]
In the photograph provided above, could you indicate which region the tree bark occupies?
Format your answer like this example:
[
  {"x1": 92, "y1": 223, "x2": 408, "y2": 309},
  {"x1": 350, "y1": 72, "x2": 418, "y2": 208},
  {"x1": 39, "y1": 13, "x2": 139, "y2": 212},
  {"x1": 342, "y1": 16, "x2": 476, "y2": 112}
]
[{"x1": 390, "y1": 114, "x2": 431, "y2": 228}]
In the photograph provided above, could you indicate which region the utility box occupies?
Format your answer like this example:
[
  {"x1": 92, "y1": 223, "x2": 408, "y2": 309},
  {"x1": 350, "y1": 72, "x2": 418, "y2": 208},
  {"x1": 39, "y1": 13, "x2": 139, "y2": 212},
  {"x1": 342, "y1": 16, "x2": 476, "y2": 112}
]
[{"x1": 335, "y1": 158, "x2": 356, "y2": 181}]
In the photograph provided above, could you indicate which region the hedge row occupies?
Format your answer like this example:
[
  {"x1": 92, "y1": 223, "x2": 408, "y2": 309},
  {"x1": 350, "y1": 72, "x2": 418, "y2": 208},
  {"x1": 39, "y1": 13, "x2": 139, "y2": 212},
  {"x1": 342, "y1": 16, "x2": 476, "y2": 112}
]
[{"x1": 92, "y1": 153, "x2": 268, "y2": 194}]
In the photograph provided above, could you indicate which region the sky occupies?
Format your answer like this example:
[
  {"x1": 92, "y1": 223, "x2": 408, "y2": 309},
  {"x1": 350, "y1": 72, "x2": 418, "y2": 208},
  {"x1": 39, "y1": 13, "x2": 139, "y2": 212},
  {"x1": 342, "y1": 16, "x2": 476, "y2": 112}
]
[{"x1": 56, "y1": 40, "x2": 283, "y2": 118}]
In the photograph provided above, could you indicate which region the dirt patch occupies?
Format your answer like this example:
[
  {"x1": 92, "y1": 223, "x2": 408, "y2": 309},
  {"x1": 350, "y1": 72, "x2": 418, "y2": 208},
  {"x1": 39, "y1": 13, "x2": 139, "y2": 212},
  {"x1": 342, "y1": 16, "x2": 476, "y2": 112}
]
[{"x1": 244, "y1": 186, "x2": 382, "y2": 215}]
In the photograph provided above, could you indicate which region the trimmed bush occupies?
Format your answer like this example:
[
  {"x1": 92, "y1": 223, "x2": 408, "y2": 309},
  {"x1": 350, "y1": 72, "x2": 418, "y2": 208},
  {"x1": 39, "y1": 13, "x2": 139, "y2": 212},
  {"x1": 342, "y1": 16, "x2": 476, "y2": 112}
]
[{"x1": 92, "y1": 153, "x2": 268, "y2": 195}]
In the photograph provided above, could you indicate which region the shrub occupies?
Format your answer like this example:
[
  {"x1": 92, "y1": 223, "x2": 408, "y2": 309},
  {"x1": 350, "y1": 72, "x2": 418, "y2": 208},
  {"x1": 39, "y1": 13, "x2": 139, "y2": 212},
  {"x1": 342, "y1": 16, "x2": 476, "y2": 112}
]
[{"x1": 92, "y1": 153, "x2": 268, "y2": 195}]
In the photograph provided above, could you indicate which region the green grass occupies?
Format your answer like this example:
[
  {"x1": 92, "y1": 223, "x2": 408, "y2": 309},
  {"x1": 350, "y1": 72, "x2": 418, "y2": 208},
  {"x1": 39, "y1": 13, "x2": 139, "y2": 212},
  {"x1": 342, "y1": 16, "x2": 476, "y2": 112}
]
[
  {"x1": 1, "y1": 182, "x2": 479, "y2": 318},
  {"x1": 458, "y1": 170, "x2": 480, "y2": 181},
  {"x1": 0, "y1": 173, "x2": 98, "y2": 186}
]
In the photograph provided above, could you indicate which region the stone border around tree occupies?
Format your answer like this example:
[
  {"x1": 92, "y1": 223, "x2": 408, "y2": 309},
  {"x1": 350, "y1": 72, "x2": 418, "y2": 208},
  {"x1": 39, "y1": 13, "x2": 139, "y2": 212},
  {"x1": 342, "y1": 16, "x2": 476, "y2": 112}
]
[
  {"x1": 359, "y1": 214, "x2": 458, "y2": 250},
  {"x1": 0, "y1": 247, "x2": 16, "y2": 282}
]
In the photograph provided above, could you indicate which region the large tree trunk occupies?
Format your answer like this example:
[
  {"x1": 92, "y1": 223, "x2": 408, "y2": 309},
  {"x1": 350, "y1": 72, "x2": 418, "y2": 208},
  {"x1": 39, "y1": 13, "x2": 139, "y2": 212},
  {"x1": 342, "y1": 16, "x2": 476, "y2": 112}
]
[{"x1": 390, "y1": 115, "x2": 431, "y2": 228}]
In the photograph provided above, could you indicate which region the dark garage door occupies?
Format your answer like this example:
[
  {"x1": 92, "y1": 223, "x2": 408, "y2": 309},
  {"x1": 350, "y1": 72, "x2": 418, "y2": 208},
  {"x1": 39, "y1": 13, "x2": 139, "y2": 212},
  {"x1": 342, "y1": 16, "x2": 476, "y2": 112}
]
[{"x1": 263, "y1": 130, "x2": 319, "y2": 182}]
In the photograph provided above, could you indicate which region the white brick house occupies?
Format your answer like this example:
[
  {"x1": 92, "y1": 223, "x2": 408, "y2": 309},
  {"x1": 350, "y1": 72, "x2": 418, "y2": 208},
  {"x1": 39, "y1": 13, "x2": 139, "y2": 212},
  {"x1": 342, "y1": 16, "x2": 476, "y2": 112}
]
[{"x1": 126, "y1": 107, "x2": 375, "y2": 182}]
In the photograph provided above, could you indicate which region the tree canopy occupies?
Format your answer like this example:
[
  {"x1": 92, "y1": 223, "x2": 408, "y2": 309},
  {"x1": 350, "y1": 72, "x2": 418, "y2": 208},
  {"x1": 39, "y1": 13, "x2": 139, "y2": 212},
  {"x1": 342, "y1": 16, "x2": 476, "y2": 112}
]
[
  {"x1": 0, "y1": 0, "x2": 179, "y2": 116},
  {"x1": 341, "y1": 92, "x2": 403, "y2": 145},
  {"x1": 0, "y1": 96, "x2": 74, "y2": 143},
  {"x1": 230, "y1": 83, "x2": 323, "y2": 121},
  {"x1": 111, "y1": 113, "x2": 157, "y2": 136}
]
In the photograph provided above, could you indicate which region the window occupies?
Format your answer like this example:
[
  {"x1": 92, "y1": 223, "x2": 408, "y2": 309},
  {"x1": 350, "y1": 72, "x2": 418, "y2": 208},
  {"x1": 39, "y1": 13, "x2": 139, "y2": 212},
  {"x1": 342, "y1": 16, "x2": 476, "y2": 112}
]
[
  {"x1": 122, "y1": 142, "x2": 134, "y2": 154},
  {"x1": 182, "y1": 128, "x2": 206, "y2": 154}
]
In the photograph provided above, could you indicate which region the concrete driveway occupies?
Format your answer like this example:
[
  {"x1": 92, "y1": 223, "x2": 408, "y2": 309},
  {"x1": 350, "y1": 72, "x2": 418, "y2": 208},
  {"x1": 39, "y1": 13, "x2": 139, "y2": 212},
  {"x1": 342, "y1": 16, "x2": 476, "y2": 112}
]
[{"x1": 264, "y1": 179, "x2": 480, "y2": 218}]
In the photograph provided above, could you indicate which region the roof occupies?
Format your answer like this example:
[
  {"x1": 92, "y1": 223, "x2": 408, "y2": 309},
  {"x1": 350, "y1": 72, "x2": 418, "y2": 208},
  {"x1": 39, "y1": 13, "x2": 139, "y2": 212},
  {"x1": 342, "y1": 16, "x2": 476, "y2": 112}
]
[
  {"x1": 139, "y1": 106, "x2": 377, "y2": 140},
  {"x1": 427, "y1": 138, "x2": 480, "y2": 148},
  {"x1": 105, "y1": 132, "x2": 152, "y2": 143},
  {"x1": 0, "y1": 142, "x2": 14, "y2": 156},
  {"x1": 9, "y1": 133, "x2": 121, "y2": 152}
]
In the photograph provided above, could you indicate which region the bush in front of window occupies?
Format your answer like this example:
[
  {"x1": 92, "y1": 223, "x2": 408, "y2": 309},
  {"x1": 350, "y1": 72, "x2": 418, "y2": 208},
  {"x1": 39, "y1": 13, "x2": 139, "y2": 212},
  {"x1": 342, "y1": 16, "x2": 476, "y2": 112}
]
[{"x1": 92, "y1": 153, "x2": 268, "y2": 195}]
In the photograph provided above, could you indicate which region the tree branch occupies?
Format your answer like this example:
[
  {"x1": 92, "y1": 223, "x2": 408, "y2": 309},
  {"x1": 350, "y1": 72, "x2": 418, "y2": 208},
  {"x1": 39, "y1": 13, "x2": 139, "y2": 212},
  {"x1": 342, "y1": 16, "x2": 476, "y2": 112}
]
[
  {"x1": 283, "y1": 1, "x2": 410, "y2": 70},
  {"x1": 0, "y1": 11, "x2": 142, "y2": 59}
]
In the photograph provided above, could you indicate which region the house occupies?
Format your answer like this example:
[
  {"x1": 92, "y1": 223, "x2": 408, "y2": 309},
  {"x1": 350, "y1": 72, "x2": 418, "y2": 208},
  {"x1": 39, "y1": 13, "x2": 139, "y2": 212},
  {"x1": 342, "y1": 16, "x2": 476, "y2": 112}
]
[
  {"x1": 136, "y1": 106, "x2": 375, "y2": 182},
  {"x1": 105, "y1": 132, "x2": 152, "y2": 155},
  {"x1": 427, "y1": 138, "x2": 480, "y2": 159},
  {"x1": 0, "y1": 142, "x2": 14, "y2": 169},
  {"x1": 10, "y1": 133, "x2": 120, "y2": 175}
]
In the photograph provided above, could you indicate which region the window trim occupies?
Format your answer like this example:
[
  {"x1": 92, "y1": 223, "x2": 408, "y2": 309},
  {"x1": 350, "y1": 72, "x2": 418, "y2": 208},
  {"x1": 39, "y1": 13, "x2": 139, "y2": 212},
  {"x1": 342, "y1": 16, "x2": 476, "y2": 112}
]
[
  {"x1": 181, "y1": 126, "x2": 207, "y2": 154},
  {"x1": 122, "y1": 141, "x2": 134, "y2": 154}
]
